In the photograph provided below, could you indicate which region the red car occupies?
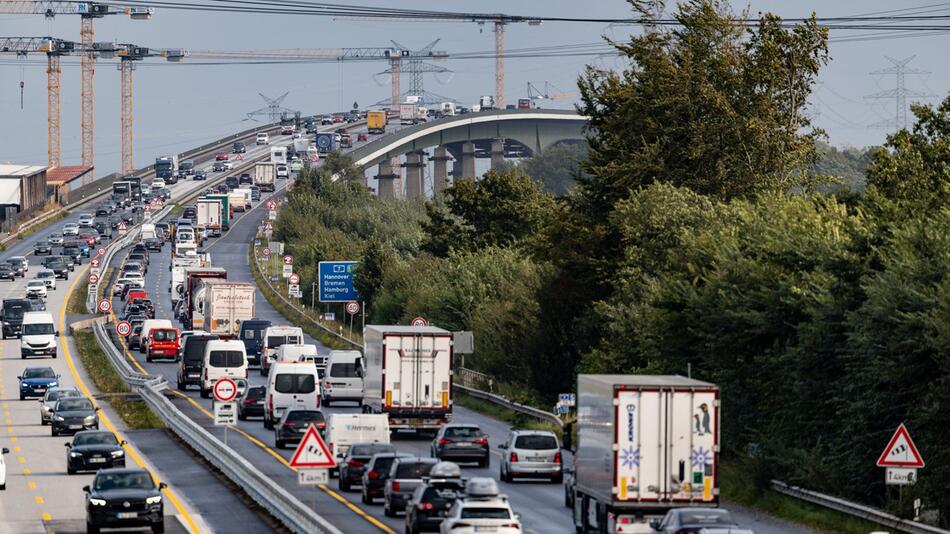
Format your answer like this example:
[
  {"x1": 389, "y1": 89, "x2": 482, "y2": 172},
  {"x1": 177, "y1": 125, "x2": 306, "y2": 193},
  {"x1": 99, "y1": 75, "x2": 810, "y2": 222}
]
[
  {"x1": 280, "y1": 125, "x2": 295, "y2": 135},
  {"x1": 332, "y1": 115, "x2": 344, "y2": 124},
  {"x1": 146, "y1": 327, "x2": 180, "y2": 362},
  {"x1": 78, "y1": 233, "x2": 97, "y2": 246},
  {"x1": 215, "y1": 152, "x2": 229, "y2": 161},
  {"x1": 357, "y1": 133, "x2": 367, "y2": 142}
]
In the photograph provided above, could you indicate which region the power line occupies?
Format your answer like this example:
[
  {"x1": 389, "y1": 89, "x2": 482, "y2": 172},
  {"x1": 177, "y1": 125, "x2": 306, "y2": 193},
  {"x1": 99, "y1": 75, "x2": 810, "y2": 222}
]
[{"x1": 865, "y1": 56, "x2": 935, "y2": 130}]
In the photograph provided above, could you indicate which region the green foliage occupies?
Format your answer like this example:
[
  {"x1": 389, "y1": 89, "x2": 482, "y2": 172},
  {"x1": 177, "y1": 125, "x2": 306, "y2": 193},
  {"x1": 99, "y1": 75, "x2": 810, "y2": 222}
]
[
  {"x1": 518, "y1": 142, "x2": 588, "y2": 195},
  {"x1": 814, "y1": 142, "x2": 871, "y2": 192}
]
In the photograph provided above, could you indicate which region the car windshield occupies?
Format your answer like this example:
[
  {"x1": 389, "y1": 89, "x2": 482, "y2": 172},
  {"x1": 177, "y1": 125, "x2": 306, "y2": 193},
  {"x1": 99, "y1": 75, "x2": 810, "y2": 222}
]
[
  {"x1": 209, "y1": 350, "x2": 244, "y2": 367},
  {"x1": 23, "y1": 323, "x2": 54, "y2": 335},
  {"x1": 56, "y1": 399, "x2": 93, "y2": 411},
  {"x1": 286, "y1": 410, "x2": 324, "y2": 423},
  {"x1": 184, "y1": 337, "x2": 216, "y2": 362},
  {"x1": 274, "y1": 373, "x2": 316, "y2": 394},
  {"x1": 395, "y1": 461, "x2": 436, "y2": 479},
  {"x1": 679, "y1": 511, "x2": 736, "y2": 526},
  {"x1": 152, "y1": 329, "x2": 177, "y2": 341},
  {"x1": 444, "y1": 427, "x2": 482, "y2": 439},
  {"x1": 422, "y1": 485, "x2": 462, "y2": 504},
  {"x1": 47, "y1": 389, "x2": 81, "y2": 402},
  {"x1": 38, "y1": 272, "x2": 53, "y2": 278},
  {"x1": 28, "y1": 281, "x2": 44, "y2": 287},
  {"x1": 24, "y1": 368, "x2": 55, "y2": 378},
  {"x1": 330, "y1": 362, "x2": 360, "y2": 378},
  {"x1": 351, "y1": 444, "x2": 395, "y2": 457},
  {"x1": 514, "y1": 435, "x2": 558, "y2": 450},
  {"x1": 460, "y1": 507, "x2": 512, "y2": 520},
  {"x1": 94, "y1": 471, "x2": 155, "y2": 491},
  {"x1": 74, "y1": 432, "x2": 118, "y2": 446}
]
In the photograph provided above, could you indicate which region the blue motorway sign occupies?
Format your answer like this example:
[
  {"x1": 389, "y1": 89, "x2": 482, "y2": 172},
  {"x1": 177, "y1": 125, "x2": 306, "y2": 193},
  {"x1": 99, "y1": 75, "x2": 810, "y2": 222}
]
[{"x1": 318, "y1": 261, "x2": 359, "y2": 302}]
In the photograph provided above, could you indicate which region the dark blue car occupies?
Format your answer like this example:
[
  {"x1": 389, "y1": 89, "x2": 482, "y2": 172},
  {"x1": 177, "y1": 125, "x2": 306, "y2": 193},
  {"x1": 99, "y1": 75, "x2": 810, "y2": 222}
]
[{"x1": 18, "y1": 366, "x2": 61, "y2": 400}]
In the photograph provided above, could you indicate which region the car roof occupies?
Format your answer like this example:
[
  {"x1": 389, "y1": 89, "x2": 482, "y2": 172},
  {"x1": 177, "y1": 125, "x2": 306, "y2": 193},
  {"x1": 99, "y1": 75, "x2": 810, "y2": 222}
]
[{"x1": 510, "y1": 429, "x2": 557, "y2": 436}]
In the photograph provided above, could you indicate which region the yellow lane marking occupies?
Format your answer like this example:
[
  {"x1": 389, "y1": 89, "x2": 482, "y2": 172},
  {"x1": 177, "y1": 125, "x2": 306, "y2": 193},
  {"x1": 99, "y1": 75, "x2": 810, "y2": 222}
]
[
  {"x1": 2, "y1": 411, "x2": 8, "y2": 417},
  {"x1": 14, "y1": 446, "x2": 21, "y2": 452},
  {"x1": 41, "y1": 512, "x2": 51, "y2": 521},
  {"x1": 6, "y1": 427, "x2": 12, "y2": 433},
  {"x1": 9, "y1": 436, "x2": 16, "y2": 442},
  {"x1": 23, "y1": 468, "x2": 30, "y2": 475},
  {"x1": 27, "y1": 481, "x2": 36, "y2": 489},
  {"x1": 17, "y1": 456, "x2": 24, "y2": 463},
  {"x1": 34, "y1": 496, "x2": 43, "y2": 504},
  {"x1": 58, "y1": 266, "x2": 201, "y2": 534},
  {"x1": 2, "y1": 402, "x2": 8, "y2": 408},
  {"x1": 4, "y1": 418, "x2": 11, "y2": 424}
]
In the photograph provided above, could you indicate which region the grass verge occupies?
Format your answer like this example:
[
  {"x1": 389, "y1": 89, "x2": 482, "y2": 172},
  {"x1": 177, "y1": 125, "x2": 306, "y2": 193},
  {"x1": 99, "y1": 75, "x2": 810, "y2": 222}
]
[
  {"x1": 74, "y1": 329, "x2": 165, "y2": 430},
  {"x1": 66, "y1": 278, "x2": 89, "y2": 314},
  {"x1": 13, "y1": 207, "x2": 68, "y2": 241},
  {"x1": 720, "y1": 460, "x2": 885, "y2": 534},
  {"x1": 247, "y1": 242, "x2": 352, "y2": 350},
  {"x1": 453, "y1": 389, "x2": 564, "y2": 438}
]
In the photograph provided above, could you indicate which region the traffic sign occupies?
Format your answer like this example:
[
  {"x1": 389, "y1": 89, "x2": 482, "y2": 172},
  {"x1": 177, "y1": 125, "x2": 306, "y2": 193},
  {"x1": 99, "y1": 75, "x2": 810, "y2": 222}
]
[
  {"x1": 262, "y1": 248, "x2": 271, "y2": 258},
  {"x1": 282, "y1": 264, "x2": 293, "y2": 278},
  {"x1": 97, "y1": 247, "x2": 106, "y2": 256},
  {"x1": 213, "y1": 377, "x2": 239, "y2": 403},
  {"x1": 117, "y1": 222, "x2": 127, "y2": 234},
  {"x1": 886, "y1": 468, "x2": 918, "y2": 486},
  {"x1": 116, "y1": 321, "x2": 132, "y2": 337},
  {"x1": 90, "y1": 258, "x2": 100, "y2": 268},
  {"x1": 317, "y1": 261, "x2": 359, "y2": 302},
  {"x1": 877, "y1": 424, "x2": 925, "y2": 468},
  {"x1": 558, "y1": 393, "x2": 576, "y2": 407},
  {"x1": 214, "y1": 402, "x2": 236, "y2": 426},
  {"x1": 267, "y1": 200, "x2": 276, "y2": 209},
  {"x1": 88, "y1": 273, "x2": 99, "y2": 285},
  {"x1": 268, "y1": 210, "x2": 277, "y2": 221},
  {"x1": 289, "y1": 273, "x2": 300, "y2": 285},
  {"x1": 345, "y1": 301, "x2": 360, "y2": 315},
  {"x1": 90, "y1": 267, "x2": 101, "y2": 277},
  {"x1": 298, "y1": 469, "x2": 328, "y2": 486},
  {"x1": 289, "y1": 424, "x2": 336, "y2": 468},
  {"x1": 288, "y1": 284, "x2": 302, "y2": 298},
  {"x1": 411, "y1": 317, "x2": 428, "y2": 327},
  {"x1": 283, "y1": 255, "x2": 293, "y2": 265},
  {"x1": 97, "y1": 299, "x2": 112, "y2": 314}
]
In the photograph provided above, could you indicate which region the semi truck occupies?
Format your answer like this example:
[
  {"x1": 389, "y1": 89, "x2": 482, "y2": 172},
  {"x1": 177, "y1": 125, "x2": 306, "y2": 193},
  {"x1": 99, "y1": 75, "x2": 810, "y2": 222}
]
[
  {"x1": 270, "y1": 146, "x2": 287, "y2": 165},
  {"x1": 170, "y1": 253, "x2": 211, "y2": 304},
  {"x1": 111, "y1": 181, "x2": 132, "y2": 207},
  {"x1": 400, "y1": 102, "x2": 421, "y2": 125},
  {"x1": 254, "y1": 162, "x2": 275, "y2": 192},
  {"x1": 570, "y1": 375, "x2": 720, "y2": 534},
  {"x1": 155, "y1": 156, "x2": 177, "y2": 180},
  {"x1": 367, "y1": 110, "x2": 387, "y2": 134},
  {"x1": 204, "y1": 194, "x2": 231, "y2": 230},
  {"x1": 196, "y1": 198, "x2": 223, "y2": 237},
  {"x1": 179, "y1": 267, "x2": 227, "y2": 327},
  {"x1": 478, "y1": 95, "x2": 495, "y2": 110},
  {"x1": 192, "y1": 279, "x2": 255, "y2": 338},
  {"x1": 362, "y1": 325, "x2": 453, "y2": 431}
]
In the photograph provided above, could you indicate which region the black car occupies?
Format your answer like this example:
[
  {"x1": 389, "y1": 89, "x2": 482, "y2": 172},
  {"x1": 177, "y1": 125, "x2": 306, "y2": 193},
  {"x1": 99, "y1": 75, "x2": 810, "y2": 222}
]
[
  {"x1": 6, "y1": 258, "x2": 26, "y2": 277},
  {"x1": 51, "y1": 397, "x2": 99, "y2": 436},
  {"x1": 361, "y1": 453, "x2": 411, "y2": 504},
  {"x1": 238, "y1": 173, "x2": 252, "y2": 185},
  {"x1": 237, "y1": 385, "x2": 266, "y2": 420},
  {"x1": 232, "y1": 141, "x2": 246, "y2": 153},
  {"x1": 84, "y1": 468, "x2": 166, "y2": 534},
  {"x1": 66, "y1": 431, "x2": 126, "y2": 474},
  {"x1": 193, "y1": 169, "x2": 207, "y2": 181},
  {"x1": 26, "y1": 295, "x2": 46, "y2": 311},
  {"x1": 109, "y1": 215, "x2": 121, "y2": 229},
  {"x1": 405, "y1": 476, "x2": 467, "y2": 533},
  {"x1": 0, "y1": 264, "x2": 15, "y2": 281},
  {"x1": 1, "y1": 298, "x2": 31, "y2": 338},
  {"x1": 33, "y1": 241, "x2": 52, "y2": 255},
  {"x1": 129, "y1": 324, "x2": 144, "y2": 350},
  {"x1": 145, "y1": 238, "x2": 162, "y2": 251},
  {"x1": 211, "y1": 161, "x2": 227, "y2": 173},
  {"x1": 177, "y1": 334, "x2": 218, "y2": 390},
  {"x1": 225, "y1": 176, "x2": 239, "y2": 190},
  {"x1": 94, "y1": 221, "x2": 111, "y2": 239},
  {"x1": 62, "y1": 244, "x2": 82, "y2": 265},
  {"x1": 431, "y1": 424, "x2": 490, "y2": 466},
  {"x1": 275, "y1": 409, "x2": 325, "y2": 449},
  {"x1": 339, "y1": 443, "x2": 396, "y2": 491},
  {"x1": 49, "y1": 261, "x2": 70, "y2": 279}
]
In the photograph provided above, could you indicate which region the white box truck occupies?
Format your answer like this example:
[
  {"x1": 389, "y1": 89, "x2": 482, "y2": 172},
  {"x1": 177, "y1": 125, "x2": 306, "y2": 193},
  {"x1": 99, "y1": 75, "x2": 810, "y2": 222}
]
[
  {"x1": 193, "y1": 279, "x2": 255, "y2": 338},
  {"x1": 362, "y1": 325, "x2": 453, "y2": 431},
  {"x1": 196, "y1": 199, "x2": 223, "y2": 237},
  {"x1": 270, "y1": 146, "x2": 287, "y2": 165},
  {"x1": 228, "y1": 191, "x2": 247, "y2": 212},
  {"x1": 400, "y1": 102, "x2": 420, "y2": 125},
  {"x1": 254, "y1": 162, "x2": 275, "y2": 193},
  {"x1": 570, "y1": 375, "x2": 720, "y2": 534}
]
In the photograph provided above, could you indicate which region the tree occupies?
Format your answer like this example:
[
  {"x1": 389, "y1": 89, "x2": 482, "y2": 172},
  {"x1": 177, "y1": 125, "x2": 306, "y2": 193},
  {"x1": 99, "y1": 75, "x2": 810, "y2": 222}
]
[
  {"x1": 519, "y1": 142, "x2": 588, "y2": 195},
  {"x1": 353, "y1": 240, "x2": 394, "y2": 312}
]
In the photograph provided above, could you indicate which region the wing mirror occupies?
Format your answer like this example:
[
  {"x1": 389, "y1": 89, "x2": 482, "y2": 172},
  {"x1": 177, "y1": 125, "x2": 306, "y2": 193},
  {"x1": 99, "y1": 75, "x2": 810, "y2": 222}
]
[
  {"x1": 120, "y1": 440, "x2": 128, "y2": 446},
  {"x1": 1, "y1": 447, "x2": 9, "y2": 454},
  {"x1": 649, "y1": 519, "x2": 661, "y2": 531},
  {"x1": 82, "y1": 485, "x2": 90, "y2": 493},
  {"x1": 159, "y1": 482, "x2": 168, "y2": 490},
  {"x1": 498, "y1": 444, "x2": 507, "y2": 450},
  {"x1": 65, "y1": 443, "x2": 71, "y2": 448}
]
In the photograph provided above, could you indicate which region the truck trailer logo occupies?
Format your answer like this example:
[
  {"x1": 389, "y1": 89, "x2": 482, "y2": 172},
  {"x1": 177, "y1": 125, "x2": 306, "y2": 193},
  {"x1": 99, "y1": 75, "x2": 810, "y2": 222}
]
[{"x1": 626, "y1": 405, "x2": 636, "y2": 442}]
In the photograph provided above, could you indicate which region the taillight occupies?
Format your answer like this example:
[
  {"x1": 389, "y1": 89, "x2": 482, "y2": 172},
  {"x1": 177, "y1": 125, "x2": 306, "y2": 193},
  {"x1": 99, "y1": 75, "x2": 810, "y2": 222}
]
[
  {"x1": 243, "y1": 397, "x2": 255, "y2": 405},
  {"x1": 500, "y1": 523, "x2": 521, "y2": 530},
  {"x1": 510, "y1": 452, "x2": 518, "y2": 462},
  {"x1": 268, "y1": 397, "x2": 273, "y2": 415},
  {"x1": 368, "y1": 471, "x2": 379, "y2": 480},
  {"x1": 554, "y1": 452, "x2": 562, "y2": 464},
  {"x1": 417, "y1": 502, "x2": 434, "y2": 511},
  {"x1": 347, "y1": 459, "x2": 365, "y2": 468},
  {"x1": 283, "y1": 421, "x2": 296, "y2": 429},
  {"x1": 392, "y1": 481, "x2": 401, "y2": 492},
  {"x1": 438, "y1": 438, "x2": 448, "y2": 445},
  {"x1": 316, "y1": 421, "x2": 326, "y2": 429},
  {"x1": 474, "y1": 438, "x2": 488, "y2": 445}
]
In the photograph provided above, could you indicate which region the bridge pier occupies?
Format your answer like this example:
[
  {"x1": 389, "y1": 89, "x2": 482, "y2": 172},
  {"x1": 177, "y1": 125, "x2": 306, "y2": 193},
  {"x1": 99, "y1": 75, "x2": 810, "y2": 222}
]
[
  {"x1": 460, "y1": 141, "x2": 476, "y2": 181},
  {"x1": 376, "y1": 161, "x2": 398, "y2": 200},
  {"x1": 491, "y1": 139, "x2": 506, "y2": 170},
  {"x1": 403, "y1": 151, "x2": 425, "y2": 199},
  {"x1": 431, "y1": 147, "x2": 451, "y2": 193}
]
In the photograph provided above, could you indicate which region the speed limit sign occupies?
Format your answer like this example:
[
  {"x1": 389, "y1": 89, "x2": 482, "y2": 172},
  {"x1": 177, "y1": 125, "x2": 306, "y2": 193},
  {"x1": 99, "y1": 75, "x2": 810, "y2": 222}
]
[
  {"x1": 97, "y1": 299, "x2": 112, "y2": 314},
  {"x1": 289, "y1": 273, "x2": 300, "y2": 285},
  {"x1": 88, "y1": 273, "x2": 99, "y2": 285},
  {"x1": 345, "y1": 302, "x2": 360, "y2": 315},
  {"x1": 116, "y1": 321, "x2": 132, "y2": 336}
]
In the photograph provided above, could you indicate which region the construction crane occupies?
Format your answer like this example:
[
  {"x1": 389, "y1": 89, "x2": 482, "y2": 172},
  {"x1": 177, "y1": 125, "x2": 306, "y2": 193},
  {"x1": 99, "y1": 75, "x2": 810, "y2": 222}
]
[
  {"x1": 0, "y1": 2, "x2": 152, "y2": 181},
  {"x1": 0, "y1": 37, "x2": 75, "y2": 168},
  {"x1": 527, "y1": 81, "x2": 577, "y2": 102},
  {"x1": 336, "y1": 14, "x2": 540, "y2": 108}
]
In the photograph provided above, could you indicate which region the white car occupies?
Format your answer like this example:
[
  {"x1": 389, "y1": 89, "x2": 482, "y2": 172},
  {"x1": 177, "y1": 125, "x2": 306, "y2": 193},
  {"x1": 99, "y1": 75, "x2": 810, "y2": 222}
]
[
  {"x1": 256, "y1": 132, "x2": 269, "y2": 145},
  {"x1": 113, "y1": 275, "x2": 145, "y2": 295},
  {"x1": 0, "y1": 446, "x2": 7, "y2": 490},
  {"x1": 25, "y1": 279, "x2": 47, "y2": 299},
  {"x1": 63, "y1": 223, "x2": 80, "y2": 236},
  {"x1": 152, "y1": 179, "x2": 166, "y2": 189},
  {"x1": 36, "y1": 269, "x2": 56, "y2": 290},
  {"x1": 292, "y1": 132, "x2": 302, "y2": 140},
  {"x1": 440, "y1": 478, "x2": 522, "y2": 534},
  {"x1": 77, "y1": 214, "x2": 95, "y2": 228}
]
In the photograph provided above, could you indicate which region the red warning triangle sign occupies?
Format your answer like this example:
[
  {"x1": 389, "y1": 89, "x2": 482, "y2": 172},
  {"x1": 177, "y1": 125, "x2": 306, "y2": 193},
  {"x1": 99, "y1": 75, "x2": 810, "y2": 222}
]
[
  {"x1": 288, "y1": 424, "x2": 337, "y2": 468},
  {"x1": 876, "y1": 423, "x2": 925, "y2": 468}
]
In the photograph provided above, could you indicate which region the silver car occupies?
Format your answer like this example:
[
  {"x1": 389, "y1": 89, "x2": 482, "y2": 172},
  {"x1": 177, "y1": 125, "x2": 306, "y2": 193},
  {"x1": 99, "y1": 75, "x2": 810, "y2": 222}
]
[
  {"x1": 499, "y1": 429, "x2": 563, "y2": 483},
  {"x1": 39, "y1": 387, "x2": 82, "y2": 425},
  {"x1": 651, "y1": 508, "x2": 753, "y2": 534},
  {"x1": 383, "y1": 457, "x2": 438, "y2": 517}
]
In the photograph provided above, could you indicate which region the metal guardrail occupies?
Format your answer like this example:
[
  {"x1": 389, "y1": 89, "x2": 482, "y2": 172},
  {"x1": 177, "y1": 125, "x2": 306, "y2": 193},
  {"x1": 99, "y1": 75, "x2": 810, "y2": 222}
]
[
  {"x1": 83, "y1": 198, "x2": 344, "y2": 534},
  {"x1": 454, "y1": 383, "x2": 564, "y2": 429},
  {"x1": 770, "y1": 481, "x2": 949, "y2": 534}
]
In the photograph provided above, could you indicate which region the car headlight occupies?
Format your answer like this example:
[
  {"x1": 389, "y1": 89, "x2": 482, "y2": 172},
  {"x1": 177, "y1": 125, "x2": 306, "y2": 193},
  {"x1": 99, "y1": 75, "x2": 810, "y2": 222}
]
[
  {"x1": 70, "y1": 452, "x2": 82, "y2": 458},
  {"x1": 110, "y1": 450, "x2": 125, "y2": 457},
  {"x1": 52, "y1": 415, "x2": 64, "y2": 422},
  {"x1": 41, "y1": 406, "x2": 51, "y2": 414},
  {"x1": 84, "y1": 415, "x2": 97, "y2": 423},
  {"x1": 145, "y1": 495, "x2": 162, "y2": 505},
  {"x1": 89, "y1": 498, "x2": 107, "y2": 506},
  {"x1": 48, "y1": 382, "x2": 58, "y2": 388}
]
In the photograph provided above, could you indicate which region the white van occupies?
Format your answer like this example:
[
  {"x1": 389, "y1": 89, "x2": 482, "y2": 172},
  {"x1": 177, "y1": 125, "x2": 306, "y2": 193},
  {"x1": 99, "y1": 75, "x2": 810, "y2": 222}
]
[
  {"x1": 20, "y1": 312, "x2": 57, "y2": 359},
  {"x1": 260, "y1": 326, "x2": 305, "y2": 375},
  {"x1": 321, "y1": 350, "x2": 363, "y2": 406},
  {"x1": 256, "y1": 132, "x2": 269, "y2": 145},
  {"x1": 200, "y1": 340, "x2": 247, "y2": 398},
  {"x1": 139, "y1": 319, "x2": 173, "y2": 354},
  {"x1": 263, "y1": 362, "x2": 320, "y2": 429},
  {"x1": 324, "y1": 413, "x2": 390, "y2": 476},
  {"x1": 140, "y1": 223, "x2": 157, "y2": 240},
  {"x1": 275, "y1": 343, "x2": 324, "y2": 369}
]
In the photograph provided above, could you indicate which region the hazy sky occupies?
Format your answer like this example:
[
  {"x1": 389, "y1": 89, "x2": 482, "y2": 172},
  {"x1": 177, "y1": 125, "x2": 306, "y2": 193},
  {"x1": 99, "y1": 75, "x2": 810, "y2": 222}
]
[{"x1": 1, "y1": 1, "x2": 947, "y2": 175}]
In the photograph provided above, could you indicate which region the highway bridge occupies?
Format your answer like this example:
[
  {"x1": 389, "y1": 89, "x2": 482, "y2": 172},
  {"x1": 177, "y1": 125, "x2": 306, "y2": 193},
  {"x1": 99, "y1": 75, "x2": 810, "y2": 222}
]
[{"x1": 0, "y1": 118, "x2": 824, "y2": 534}]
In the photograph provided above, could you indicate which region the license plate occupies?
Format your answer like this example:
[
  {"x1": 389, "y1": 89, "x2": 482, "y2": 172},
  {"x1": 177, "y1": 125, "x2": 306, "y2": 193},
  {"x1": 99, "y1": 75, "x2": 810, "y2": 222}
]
[
  {"x1": 475, "y1": 527, "x2": 497, "y2": 532},
  {"x1": 69, "y1": 425, "x2": 82, "y2": 430},
  {"x1": 528, "y1": 457, "x2": 544, "y2": 462},
  {"x1": 188, "y1": 374, "x2": 199, "y2": 378},
  {"x1": 455, "y1": 442, "x2": 472, "y2": 447},
  {"x1": 410, "y1": 418, "x2": 424, "y2": 425},
  {"x1": 89, "y1": 457, "x2": 107, "y2": 463},
  {"x1": 116, "y1": 512, "x2": 137, "y2": 519},
  {"x1": 35, "y1": 388, "x2": 46, "y2": 392}
]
